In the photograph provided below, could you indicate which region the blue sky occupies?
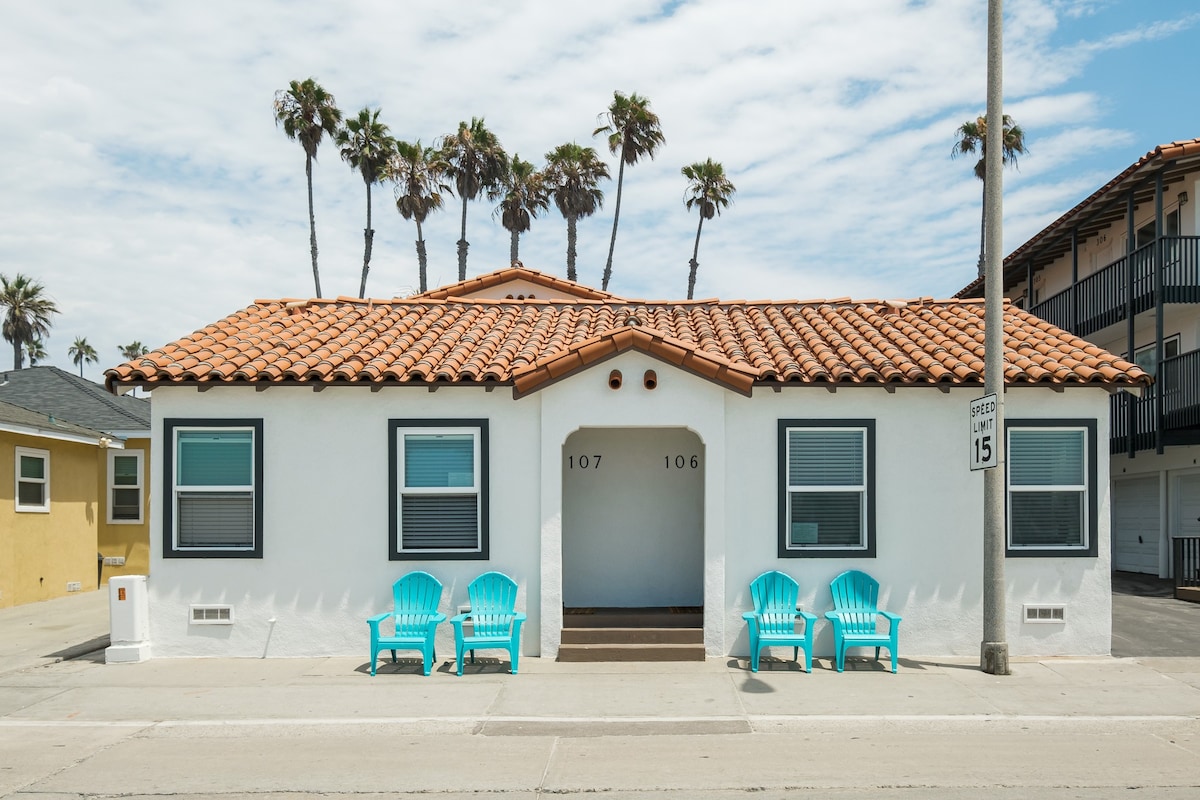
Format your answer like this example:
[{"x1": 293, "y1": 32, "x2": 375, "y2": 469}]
[{"x1": 0, "y1": 0, "x2": 1198, "y2": 383}]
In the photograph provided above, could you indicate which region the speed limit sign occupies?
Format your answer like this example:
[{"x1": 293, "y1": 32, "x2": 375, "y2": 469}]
[{"x1": 970, "y1": 394, "x2": 998, "y2": 470}]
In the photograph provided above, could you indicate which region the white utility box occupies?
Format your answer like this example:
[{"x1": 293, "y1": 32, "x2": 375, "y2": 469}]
[{"x1": 106, "y1": 575, "x2": 151, "y2": 663}]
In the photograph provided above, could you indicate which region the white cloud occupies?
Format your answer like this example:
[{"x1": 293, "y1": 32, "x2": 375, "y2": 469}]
[{"x1": 0, "y1": 0, "x2": 1194, "y2": 381}]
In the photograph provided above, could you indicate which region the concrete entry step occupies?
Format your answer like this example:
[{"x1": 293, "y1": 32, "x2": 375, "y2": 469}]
[
  {"x1": 561, "y1": 627, "x2": 703, "y2": 645},
  {"x1": 559, "y1": 607, "x2": 704, "y2": 661},
  {"x1": 562, "y1": 607, "x2": 703, "y2": 629},
  {"x1": 556, "y1": 642, "x2": 706, "y2": 662}
]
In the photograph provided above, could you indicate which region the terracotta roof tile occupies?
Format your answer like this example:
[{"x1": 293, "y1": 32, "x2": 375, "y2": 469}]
[{"x1": 105, "y1": 280, "x2": 1151, "y2": 395}]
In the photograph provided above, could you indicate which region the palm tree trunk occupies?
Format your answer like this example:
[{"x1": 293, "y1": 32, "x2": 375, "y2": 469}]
[
  {"x1": 510, "y1": 230, "x2": 519, "y2": 266},
  {"x1": 415, "y1": 220, "x2": 428, "y2": 293},
  {"x1": 977, "y1": 179, "x2": 987, "y2": 278},
  {"x1": 306, "y1": 154, "x2": 322, "y2": 298},
  {"x1": 566, "y1": 214, "x2": 578, "y2": 282},
  {"x1": 457, "y1": 197, "x2": 469, "y2": 281},
  {"x1": 602, "y1": 156, "x2": 627, "y2": 291},
  {"x1": 687, "y1": 216, "x2": 705, "y2": 300},
  {"x1": 13, "y1": 341, "x2": 23, "y2": 370},
  {"x1": 358, "y1": 182, "x2": 374, "y2": 299}
]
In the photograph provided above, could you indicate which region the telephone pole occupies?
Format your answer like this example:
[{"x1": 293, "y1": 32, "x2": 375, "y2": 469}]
[{"x1": 981, "y1": 0, "x2": 1010, "y2": 675}]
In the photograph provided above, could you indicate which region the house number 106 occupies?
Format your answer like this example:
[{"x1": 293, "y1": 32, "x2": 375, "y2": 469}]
[{"x1": 665, "y1": 455, "x2": 700, "y2": 469}]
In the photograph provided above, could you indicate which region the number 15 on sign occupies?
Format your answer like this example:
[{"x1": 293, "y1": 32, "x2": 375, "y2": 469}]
[{"x1": 970, "y1": 394, "x2": 998, "y2": 471}]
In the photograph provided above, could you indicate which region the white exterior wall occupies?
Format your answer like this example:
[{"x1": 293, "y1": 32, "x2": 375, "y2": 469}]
[
  {"x1": 148, "y1": 385, "x2": 545, "y2": 659},
  {"x1": 147, "y1": 352, "x2": 1114, "y2": 660}
]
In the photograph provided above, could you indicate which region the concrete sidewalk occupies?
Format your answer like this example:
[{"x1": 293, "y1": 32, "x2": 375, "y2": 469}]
[{"x1": 4, "y1": 589, "x2": 1200, "y2": 797}]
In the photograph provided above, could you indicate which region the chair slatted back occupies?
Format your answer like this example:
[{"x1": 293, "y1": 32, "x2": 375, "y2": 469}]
[
  {"x1": 829, "y1": 570, "x2": 880, "y2": 635},
  {"x1": 750, "y1": 571, "x2": 800, "y2": 635},
  {"x1": 467, "y1": 571, "x2": 519, "y2": 637},
  {"x1": 392, "y1": 571, "x2": 443, "y2": 637}
]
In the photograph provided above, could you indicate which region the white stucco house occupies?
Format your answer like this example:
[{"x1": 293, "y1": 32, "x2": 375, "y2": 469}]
[{"x1": 105, "y1": 267, "x2": 1148, "y2": 662}]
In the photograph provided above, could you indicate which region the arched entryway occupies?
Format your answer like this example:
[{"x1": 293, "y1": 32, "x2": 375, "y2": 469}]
[{"x1": 561, "y1": 427, "x2": 704, "y2": 609}]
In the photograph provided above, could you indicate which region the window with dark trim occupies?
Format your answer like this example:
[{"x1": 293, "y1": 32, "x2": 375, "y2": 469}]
[
  {"x1": 163, "y1": 419, "x2": 263, "y2": 558},
  {"x1": 1006, "y1": 418, "x2": 1097, "y2": 557},
  {"x1": 389, "y1": 419, "x2": 488, "y2": 560},
  {"x1": 778, "y1": 419, "x2": 876, "y2": 558}
]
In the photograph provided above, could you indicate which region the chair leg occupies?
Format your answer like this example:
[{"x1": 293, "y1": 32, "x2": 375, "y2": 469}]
[
  {"x1": 510, "y1": 645, "x2": 519, "y2": 675},
  {"x1": 836, "y1": 639, "x2": 846, "y2": 673},
  {"x1": 422, "y1": 648, "x2": 433, "y2": 677},
  {"x1": 792, "y1": 646, "x2": 799, "y2": 664},
  {"x1": 455, "y1": 642, "x2": 465, "y2": 676},
  {"x1": 874, "y1": 646, "x2": 881, "y2": 662},
  {"x1": 391, "y1": 649, "x2": 398, "y2": 663},
  {"x1": 370, "y1": 649, "x2": 377, "y2": 677}
]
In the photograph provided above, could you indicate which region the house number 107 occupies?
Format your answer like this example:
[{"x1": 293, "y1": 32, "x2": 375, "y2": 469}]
[
  {"x1": 665, "y1": 455, "x2": 700, "y2": 469},
  {"x1": 568, "y1": 455, "x2": 601, "y2": 469}
]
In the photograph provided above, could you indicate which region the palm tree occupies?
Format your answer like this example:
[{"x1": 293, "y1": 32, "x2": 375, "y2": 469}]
[
  {"x1": 543, "y1": 143, "x2": 610, "y2": 282},
  {"x1": 25, "y1": 338, "x2": 47, "y2": 366},
  {"x1": 68, "y1": 336, "x2": 98, "y2": 377},
  {"x1": 119, "y1": 341, "x2": 150, "y2": 360},
  {"x1": 491, "y1": 155, "x2": 549, "y2": 266},
  {"x1": 337, "y1": 107, "x2": 395, "y2": 298},
  {"x1": 682, "y1": 159, "x2": 736, "y2": 300},
  {"x1": 594, "y1": 91, "x2": 665, "y2": 291},
  {"x1": 952, "y1": 114, "x2": 1027, "y2": 277},
  {"x1": 389, "y1": 140, "x2": 452, "y2": 293},
  {"x1": 273, "y1": 78, "x2": 343, "y2": 298},
  {"x1": 0, "y1": 273, "x2": 58, "y2": 370},
  {"x1": 439, "y1": 118, "x2": 508, "y2": 280}
]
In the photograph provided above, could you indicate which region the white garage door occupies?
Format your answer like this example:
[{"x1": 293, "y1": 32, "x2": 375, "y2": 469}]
[{"x1": 1113, "y1": 475, "x2": 1160, "y2": 574}]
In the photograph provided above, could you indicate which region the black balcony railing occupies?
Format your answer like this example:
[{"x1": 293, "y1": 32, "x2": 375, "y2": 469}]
[
  {"x1": 1173, "y1": 537, "x2": 1200, "y2": 589},
  {"x1": 1030, "y1": 237, "x2": 1200, "y2": 338},
  {"x1": 1110, "y1": 349, "x2": 1200, "y2": 454}
]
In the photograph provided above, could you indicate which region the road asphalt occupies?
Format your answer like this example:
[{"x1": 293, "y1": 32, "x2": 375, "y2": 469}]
[{"x1": 2, "y1": 587, "x2": 1200, "y2": 798}]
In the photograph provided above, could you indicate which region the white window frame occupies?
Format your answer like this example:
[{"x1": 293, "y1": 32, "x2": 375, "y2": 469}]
[
  {"x1": 389, "y1": 419, "x2": 488, "y2": 560},
  {"x1": 778, "y1": 420, "x2": 875, "y2": 557},
  {"x1": 165, "y1": 420, "x2": 261, "y2": 558},
  {"x1": 15, "y1": 446, "x2": 50, "y2": 513},
  {"x1": 107, "y1": 449, "x2": 144, "y2": 524},
  {"x1": 1006, "y1": 421, "x2": 1095, "y2": 555}
]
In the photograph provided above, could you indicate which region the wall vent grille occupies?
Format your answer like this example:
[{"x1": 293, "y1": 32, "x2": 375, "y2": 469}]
[
  {"x1": 190, "y1": 605, "x2": 234, "y2": 625},
  {"x1": 1023, "y1": 604, "x2": 1065, "y2": 624}
]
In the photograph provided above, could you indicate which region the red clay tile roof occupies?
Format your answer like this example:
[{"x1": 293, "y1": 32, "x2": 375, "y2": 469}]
[{"x1": 105, "y1": 271, "x2": 1150, "y2": 395}]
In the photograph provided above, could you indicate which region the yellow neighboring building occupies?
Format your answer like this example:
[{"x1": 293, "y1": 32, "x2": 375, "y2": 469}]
[{"x1": 0, "y1": 367, "x2": 151, "y2": 608}]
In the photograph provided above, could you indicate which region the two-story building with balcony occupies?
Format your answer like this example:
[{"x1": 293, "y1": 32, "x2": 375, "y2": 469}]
[{"x1": 958, "y1": 138, "x2": 1200, "y2": 583}]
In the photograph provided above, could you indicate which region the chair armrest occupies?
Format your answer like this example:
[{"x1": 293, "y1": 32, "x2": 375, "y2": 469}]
[
  {"x1": 429, "y1": 612, "x2": 447, "y2": 623},
  {"x1": 367, "y1": 612, "x2": 393, "y2": 633},
  {"x1": 797, "y1": 610, "x2": 818, "y2": 624},
  {"x1": 513, "y1": 612, "x2": 527, "y2": 622},
  {"x1": 450, "y1": 612, "x2": 469, "y2": 625},
  {"x1": 880, "y1": 611, "x2": 901, "y2": 625}
]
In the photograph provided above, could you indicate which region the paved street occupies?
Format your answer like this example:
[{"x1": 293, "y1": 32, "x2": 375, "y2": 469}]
[{"x1": 2, "y1": 587, "x2": 1200, "y2": 798}]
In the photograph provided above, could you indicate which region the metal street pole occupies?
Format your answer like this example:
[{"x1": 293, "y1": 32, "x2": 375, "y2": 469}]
[{"x1": 981, "y1": 0, "x2": 1010, "y2": 675}]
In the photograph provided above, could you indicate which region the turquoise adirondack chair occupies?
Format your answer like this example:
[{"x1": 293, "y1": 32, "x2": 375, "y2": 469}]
[
  {"x1": 824, "y1": 569, "x2": 902, "y2": 673},
  {"x1": 451, "y1": 571, "x2": 526, "y2": 676},
  {"x1": 742, "y1": 570, "x2": 817, "y2": 673},
  {"x1": 366, "y1": 571, "x2": 446, "y2": 676}
]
